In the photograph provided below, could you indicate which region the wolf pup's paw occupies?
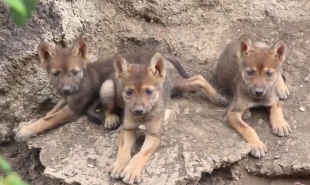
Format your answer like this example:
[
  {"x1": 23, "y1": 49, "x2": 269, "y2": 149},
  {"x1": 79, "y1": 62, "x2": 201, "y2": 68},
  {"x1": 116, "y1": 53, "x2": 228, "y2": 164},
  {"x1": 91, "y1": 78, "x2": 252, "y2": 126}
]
[
  {"x1": 248, "y1": 140, "x2": 267, "y2": 158},
  {"x1": 272, "y1": 120, "x2": 291, "y2": 137},
  {"x1": 14, "y1": 126, "x2": 37, "y2": 142},
  {"x1": 212, "y1": 94, "x2": 228, "y2": 107},
  {"x1": 276, "y1": 83, "x2": 290, "y2": 100},
  {"x1": 109, "y1": 159, "x2": 130, "y2": 180},
  {"x1": 121, "y1": 156, "x2": 143, "y2": 185},
  {"x1": 104, "y1": 114, "x2": 120, "y2": 129}
]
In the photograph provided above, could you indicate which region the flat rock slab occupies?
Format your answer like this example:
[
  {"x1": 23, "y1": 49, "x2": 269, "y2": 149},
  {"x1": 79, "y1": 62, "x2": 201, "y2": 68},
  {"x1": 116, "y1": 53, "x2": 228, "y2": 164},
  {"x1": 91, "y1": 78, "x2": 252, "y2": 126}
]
[
  {"x1": 23, "y1": 97, "x2": 250, "y2": 185},
  {"x1": 241, "y1": 103, "x2": 310, "y2": 176}
]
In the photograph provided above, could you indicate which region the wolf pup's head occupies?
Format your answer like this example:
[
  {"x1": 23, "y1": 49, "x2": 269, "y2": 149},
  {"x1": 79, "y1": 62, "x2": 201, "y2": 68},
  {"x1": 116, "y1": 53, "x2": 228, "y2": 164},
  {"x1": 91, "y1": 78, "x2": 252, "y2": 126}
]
[
  {"x1": 114, "y1": 52, "x2": 167, "y2": 116},
  {"x1": 237, "y1": 35, "x2": 287, "y2": 98},
  {"x1": 38, "y1": 38, "x2": 89, "y2": 96}
]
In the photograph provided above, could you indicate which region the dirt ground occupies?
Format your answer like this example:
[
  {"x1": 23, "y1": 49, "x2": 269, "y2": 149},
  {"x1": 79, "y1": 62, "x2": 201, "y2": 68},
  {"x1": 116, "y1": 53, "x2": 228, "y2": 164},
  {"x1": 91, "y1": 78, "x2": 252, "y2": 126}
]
[{"x1": 2, "y1": 0, "x2": 310, "y2": 185}]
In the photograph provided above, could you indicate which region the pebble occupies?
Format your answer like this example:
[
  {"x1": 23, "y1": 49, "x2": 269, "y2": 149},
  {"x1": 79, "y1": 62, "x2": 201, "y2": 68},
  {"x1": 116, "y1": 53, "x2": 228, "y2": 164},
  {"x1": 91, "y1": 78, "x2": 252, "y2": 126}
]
[
  {"x1": 183, "y1": 108, "x2": 190, "y2": 114},
  {"x1": 305, "y1": 76, "x2": 310, "y2": 82},
  {"x1": 299, "y1": 107, "x2": 305, "y2": 112},
  {"x1": 257, "y1": 119, "x2": 263, "y2": 125},
  {"x1": 87, "y1": 164, "x2": 95, "y2": 168},
  {"x1": 195, "y1": 108, "x2": 201, "y2": 113},
  {"x1": 285, "y1": 148, "x2": 288, "y2": 151},
  {"x1": 274, "y1": 156, "x2": 280, "y2": 159},
  {"x1": 211, "y1": 154, "x2": 220, "y2": 163}
]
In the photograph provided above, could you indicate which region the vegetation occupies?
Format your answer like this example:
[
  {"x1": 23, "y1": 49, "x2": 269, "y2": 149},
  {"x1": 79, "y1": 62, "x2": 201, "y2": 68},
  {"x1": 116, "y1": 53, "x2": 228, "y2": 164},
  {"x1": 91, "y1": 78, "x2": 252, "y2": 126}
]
[
  {"x1": 2, "y1": 0, "x2": 37, "y2": 26},
  {"x1": 0, "y1": 155, "x2": 28, "y2": 185}
]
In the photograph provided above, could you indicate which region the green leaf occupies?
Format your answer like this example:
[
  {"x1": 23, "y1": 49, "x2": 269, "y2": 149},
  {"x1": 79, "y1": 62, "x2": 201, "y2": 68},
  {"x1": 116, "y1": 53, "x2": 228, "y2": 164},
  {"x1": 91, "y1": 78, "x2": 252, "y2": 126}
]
[
  {"x1": 23, "y1": 0, "x2": 37, "y2": 19},
  {"x1": 2, "y1": 0, "x2": 27, "y2": 17},
  {"x1": 10, "y1": 7, "x2": 27, "y2": 26},
  {"x1": 6, "y1": 173, "x2": 28, "y2": 185},
  {"x1": 2, "y1": 0, "x2": 37, "y2": 26},
  {"x1": 0, "y1": 155, "x2": 12, "y2": 174}
]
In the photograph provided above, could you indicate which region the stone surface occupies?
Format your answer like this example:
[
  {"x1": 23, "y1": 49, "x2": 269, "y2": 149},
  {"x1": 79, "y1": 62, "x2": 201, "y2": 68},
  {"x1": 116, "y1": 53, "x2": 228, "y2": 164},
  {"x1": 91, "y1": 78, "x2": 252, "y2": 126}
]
[
  {"x1": 0, "y1": 123, "x2": 12, "y2": 145},
  {"x1": 23, "y1": 99, "x2": 250, "y2": 185},
  {"x1": 2, "y1": 0, "x2": 310, "y2": 184}
]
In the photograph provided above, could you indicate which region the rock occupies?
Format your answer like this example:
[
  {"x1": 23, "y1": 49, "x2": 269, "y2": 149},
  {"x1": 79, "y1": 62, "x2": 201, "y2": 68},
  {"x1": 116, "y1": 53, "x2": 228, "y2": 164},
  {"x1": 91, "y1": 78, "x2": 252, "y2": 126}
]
[
  {"x1": 242, "y1": 110, "x2": 251, "y2": 120},
  {"x1": 183, "y1": 108, "x2": 190, "y2": 114},
  {"x1": 0, "y1": 123, "x2": 12, "y2": 145},
  {"x1": 87, "y1": 164, "x2": 95, "y2": 168},
  {"x1": 2, "y1": 0, "x2": 310, "y2": 183},
  {"x1": 299, "y1": 107, "x2": 305, "y2": 112},
  {"x1": 26, "y1": 99, "x2": 250, "y2": 185},
  {"x1": 257, "y1": 119, "x2": 263, "y2": 125},
  {"x1": 0, "y1": 0, "x2": 62, "y2": 123},
  {"x1": 211, "y1": 154, "x2": 220, "y2": 163}
]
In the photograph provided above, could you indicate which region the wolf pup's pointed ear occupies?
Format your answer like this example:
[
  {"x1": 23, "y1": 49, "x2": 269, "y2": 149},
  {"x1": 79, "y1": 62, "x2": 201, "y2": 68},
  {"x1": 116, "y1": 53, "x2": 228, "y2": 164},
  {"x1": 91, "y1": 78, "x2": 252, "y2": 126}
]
[
  {"x1": 114, "y1": 55, "x2": 131, "y2": 78},
  {"x1": 238, "y1": 35, "x2": 252, "y2": 57},
  {"x1": 71, "y1": 38, "x2": 89, "y2": 59},
  {"x1": 148, "y1": 52, "x2": 166, "y2": 79},
  {"x1": 38, "y1": 42, "x2": 55, "y2": 68},
  {"x1": 270, "y1": 39, "x2": 287, "y2": 63}
]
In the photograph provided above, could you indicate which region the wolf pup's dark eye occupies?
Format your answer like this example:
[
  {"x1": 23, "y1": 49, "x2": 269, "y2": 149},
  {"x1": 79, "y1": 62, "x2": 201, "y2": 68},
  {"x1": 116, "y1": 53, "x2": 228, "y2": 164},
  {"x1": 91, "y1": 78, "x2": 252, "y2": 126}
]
[
  {"x1": 247, "y1": 69, "x2": 254, "y2": 76},
  {"x1": 145, "y1": 89, "x2": 153, "y2": 95},
  {"x1": 266, "y1": 71, "x2": 273, "y2": 77},
  {"x1": 72, "y1": 70, "x2": 79, "y2": 76},
  {"x1": 52, "y1": 71, "x2": 60, "y2": 77},
  {"x1": 126, "y1": 89, "x2": 133, "y2": 96}
]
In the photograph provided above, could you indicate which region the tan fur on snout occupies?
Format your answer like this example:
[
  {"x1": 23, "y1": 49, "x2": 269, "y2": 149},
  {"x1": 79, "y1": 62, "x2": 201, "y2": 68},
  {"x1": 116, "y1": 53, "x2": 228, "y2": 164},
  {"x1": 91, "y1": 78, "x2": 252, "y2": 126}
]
[{"x1": 214, "y1": 34, "x2": 291, "y2": 159}]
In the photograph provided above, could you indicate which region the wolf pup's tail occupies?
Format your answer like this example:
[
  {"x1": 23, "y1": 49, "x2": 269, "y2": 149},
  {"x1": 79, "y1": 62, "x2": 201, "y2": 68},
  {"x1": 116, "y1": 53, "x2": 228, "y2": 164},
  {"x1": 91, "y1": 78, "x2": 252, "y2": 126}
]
[
  {"x1": 161, "y1": 52, "x2": 191, "y2": 79},
  {"x1": 162, "y1": 52, "x2": 196, "y2": 94}
]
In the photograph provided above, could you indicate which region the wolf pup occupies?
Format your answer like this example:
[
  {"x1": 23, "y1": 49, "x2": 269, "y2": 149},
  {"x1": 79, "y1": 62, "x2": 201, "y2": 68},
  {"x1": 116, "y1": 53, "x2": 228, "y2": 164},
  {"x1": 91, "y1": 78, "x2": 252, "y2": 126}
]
[
  {"x1": 13, "y1": 38, "x2": 196, "y2": 142},
  {"x1": 213, "y1": 35, "x2": 291, "y2": 158},
  {"x1": 14, "y1": 38, "x2": 107, "y2": 141},
  {"x1": 98, "y1": 50, "x2": 228, "y2": 130},
  {"x1": 105, "y1": 52, "x2": 227, "y2": 184}
]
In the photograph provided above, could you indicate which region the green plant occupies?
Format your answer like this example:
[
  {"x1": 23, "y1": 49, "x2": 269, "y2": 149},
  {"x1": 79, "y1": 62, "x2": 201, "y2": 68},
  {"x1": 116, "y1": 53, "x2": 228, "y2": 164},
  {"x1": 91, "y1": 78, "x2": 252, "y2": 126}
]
[
  {"x1": 0, "y1": 155, "x2": 28, "y2": 185},
  {"x1": 2, "y1": 0, "x2": 37, "y2": 26}
]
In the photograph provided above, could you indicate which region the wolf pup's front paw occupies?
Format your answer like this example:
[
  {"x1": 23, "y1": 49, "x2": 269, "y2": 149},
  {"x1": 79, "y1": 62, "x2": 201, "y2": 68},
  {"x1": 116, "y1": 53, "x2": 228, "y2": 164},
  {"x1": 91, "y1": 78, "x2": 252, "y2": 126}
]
[
  {"x1": 272, "y1": 120, "x2": 291, "y2": 137},
  {"x1": 108, "y1": 153, "x2": 131, "y2": 180},
  {"x1": 121, "y1": 155, "x2": 143, "y2": 185},
  {"x1": 104, "y1": 114, "x2": 120, "y2": 129},
  {"x1": 14, "y1": 126, "x2": 37, "y2": 142},
  {"x1": 248, "y1": 140, "x2": 267, "y2": 158},
  {"x1": 276, "y1": 83, "x2": 290, "y2": 100}
]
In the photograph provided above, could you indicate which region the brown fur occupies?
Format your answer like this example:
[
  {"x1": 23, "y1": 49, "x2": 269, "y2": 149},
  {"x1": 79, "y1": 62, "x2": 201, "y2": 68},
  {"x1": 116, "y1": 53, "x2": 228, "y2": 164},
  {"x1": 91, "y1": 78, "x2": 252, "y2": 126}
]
[
  {"x1": 213, "y1": 35, "x2": 291, "y2": 158},
  {"x1": 99, "y1": 53, "x2": 228, "y2": 129},
  {"x1": 13, "y1": 38, "x2": 195, "y2": 142},
  {"x1": 105, "y1": 52, "x2": 227, "y2": 184}
]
